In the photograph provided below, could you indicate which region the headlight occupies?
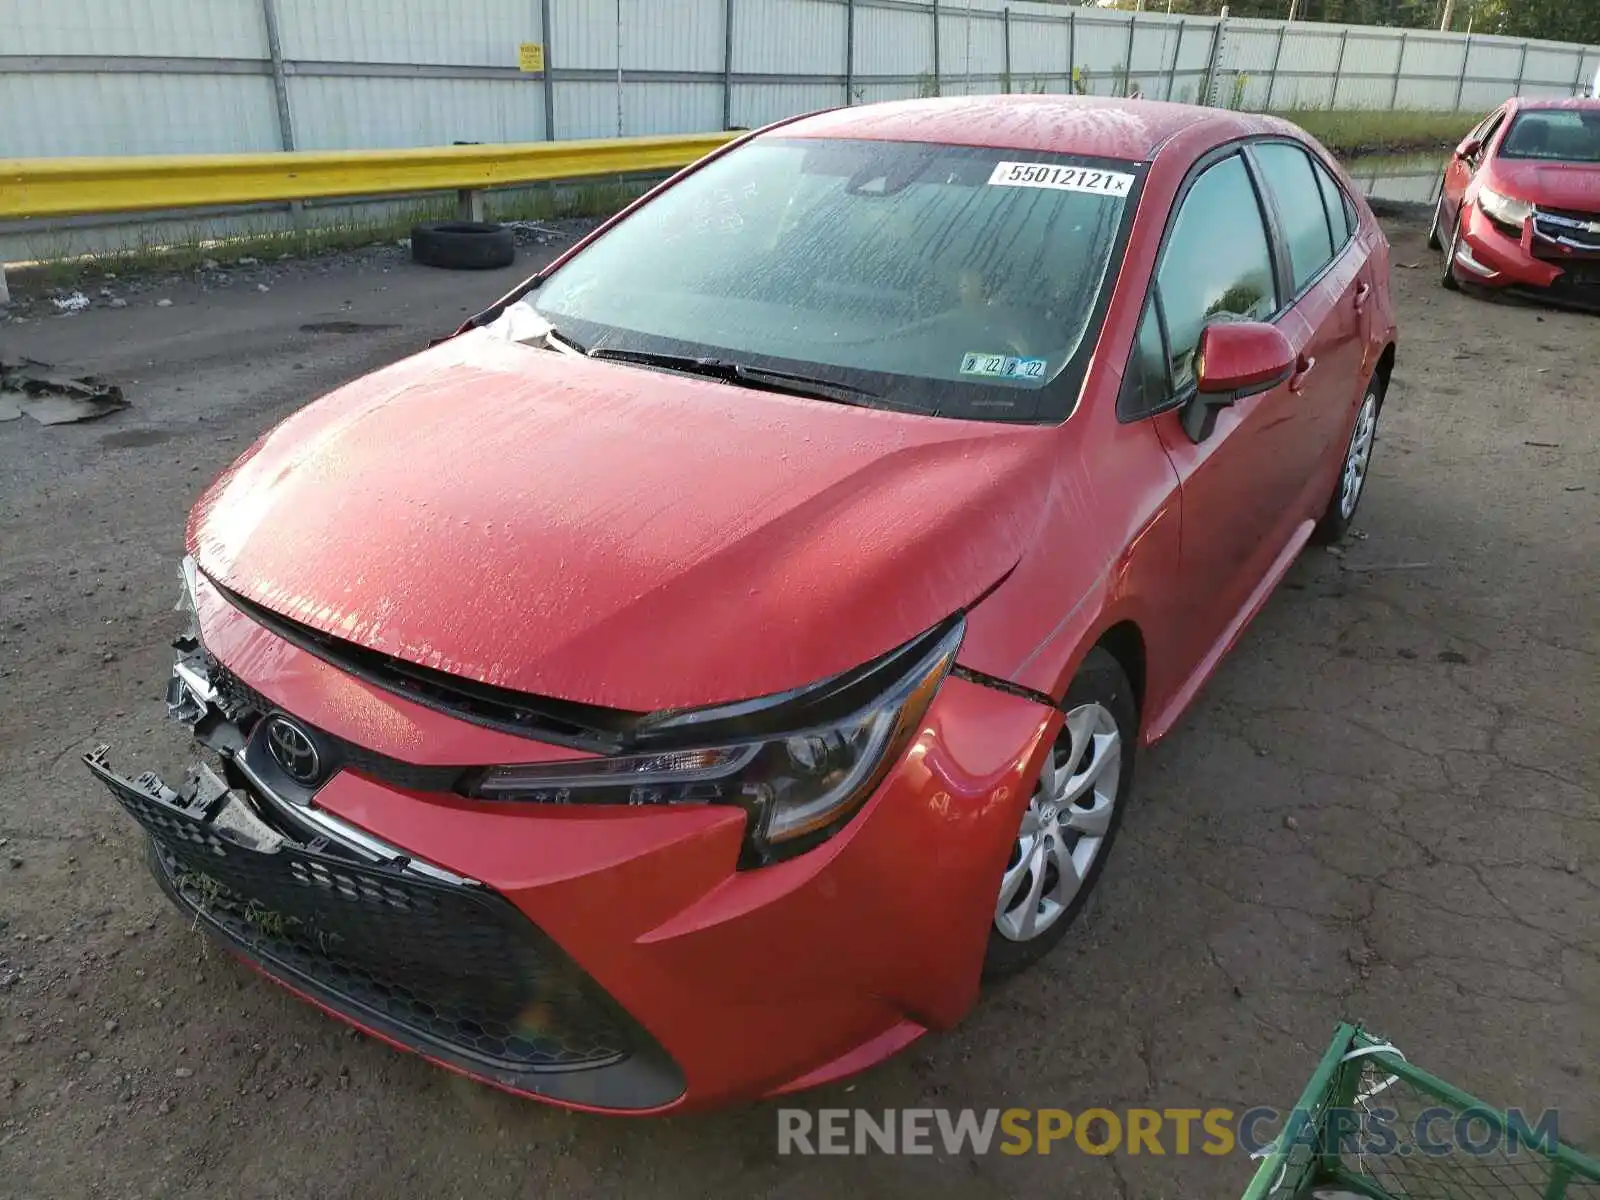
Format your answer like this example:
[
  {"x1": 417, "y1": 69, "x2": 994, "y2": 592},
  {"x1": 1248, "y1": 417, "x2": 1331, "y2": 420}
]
[
  {"x1": 473, "y1": 618, "x2": 964, "y2": 865},
  {"x1": 1476, "y1": 186, "x2": 1532, "y2": 230},
  {"x1": 177, "y1": 554, "x2": 200, "y2": 617}
]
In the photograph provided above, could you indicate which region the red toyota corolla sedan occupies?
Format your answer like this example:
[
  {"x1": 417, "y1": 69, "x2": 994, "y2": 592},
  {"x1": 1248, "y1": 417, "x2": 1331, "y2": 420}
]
[
  {"x1": 1433, "y1": 96, "x2": 1600, "y2": 307},
  {"x1": 87, "y1": 96, "x2": 1396, "y2": 1113}
]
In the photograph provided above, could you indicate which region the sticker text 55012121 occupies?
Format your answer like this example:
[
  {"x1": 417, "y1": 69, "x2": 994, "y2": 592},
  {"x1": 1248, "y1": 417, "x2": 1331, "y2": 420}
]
[{"x1": 987, "y1": 162, "x2": 1134, "y2": 197}]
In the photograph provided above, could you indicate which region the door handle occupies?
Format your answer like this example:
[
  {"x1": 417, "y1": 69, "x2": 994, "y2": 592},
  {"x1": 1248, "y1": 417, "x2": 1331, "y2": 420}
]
[
  {"x1": 1289, "y1": 354, "x2": 1316, "y2": 394},
  {"x1": 1353, "y1": 282, "x2": 1371, "y2": 313}
]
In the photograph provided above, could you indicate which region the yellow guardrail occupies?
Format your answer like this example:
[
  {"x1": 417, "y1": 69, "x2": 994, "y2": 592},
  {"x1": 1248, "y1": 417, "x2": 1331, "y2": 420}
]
[{"x1": 0, "y1": 132, "x2": 739, "y2": 221}]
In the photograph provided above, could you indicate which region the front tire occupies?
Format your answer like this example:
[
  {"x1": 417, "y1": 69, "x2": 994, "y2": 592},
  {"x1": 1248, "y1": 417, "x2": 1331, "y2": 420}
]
[
  {"x1": 1440, "y1": 211, "x2": 1462, "y2": 292},
  {"x1": 982, "y1": 648, "x2": 1137, "y2": 980},
  {"x1": 1313, "y1": 376, "x2": 1382, "y2": 544},
  {"x1": 1428, "y1": 196, "x2": 1445, "y2": 250}
]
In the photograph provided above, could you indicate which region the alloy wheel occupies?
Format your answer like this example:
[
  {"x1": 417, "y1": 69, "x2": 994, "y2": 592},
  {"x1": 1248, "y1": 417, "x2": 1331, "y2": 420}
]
[
  {"x1": 1339, "y1": 392, "x2": 1378, "y2": 520},
  {"x1": 994, "y1": 703, "x2": 1122, "y2": 943}
]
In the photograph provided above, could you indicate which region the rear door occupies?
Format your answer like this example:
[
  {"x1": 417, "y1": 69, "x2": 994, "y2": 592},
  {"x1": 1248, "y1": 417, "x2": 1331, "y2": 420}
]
[{"x1": 1247, "y1": 140, "x2": 1371, "y2": 509}]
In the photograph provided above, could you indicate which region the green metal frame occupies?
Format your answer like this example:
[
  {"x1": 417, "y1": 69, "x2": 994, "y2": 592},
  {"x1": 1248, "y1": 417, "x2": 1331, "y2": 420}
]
[{"x1": 1242, "y1": 1024, "x2": 1600, "y2": 1199}]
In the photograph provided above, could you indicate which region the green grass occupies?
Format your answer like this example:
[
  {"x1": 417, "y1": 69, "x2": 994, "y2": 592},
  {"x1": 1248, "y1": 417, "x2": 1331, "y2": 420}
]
[
  {"x1": 1277, "y1": 108, "x2": 1476, "y2": 156},
  {"x1": 7, "y1": 178, "x2": 651, "y2": 293},
  {"x1": 12, "y1": 199, "x2": 450, "y2": 292}
]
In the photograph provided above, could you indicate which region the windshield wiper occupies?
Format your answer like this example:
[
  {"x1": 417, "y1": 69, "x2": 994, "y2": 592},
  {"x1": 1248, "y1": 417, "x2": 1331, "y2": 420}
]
[{"x1": 584, "y1": 347, "x2": 881, "y2": 407}]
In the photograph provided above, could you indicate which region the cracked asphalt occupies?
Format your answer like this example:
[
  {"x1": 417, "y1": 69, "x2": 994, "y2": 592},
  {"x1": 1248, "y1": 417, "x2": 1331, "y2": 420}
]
[{"x1": 0, "y1": 211, "x2": 1595, "y2": 1199}]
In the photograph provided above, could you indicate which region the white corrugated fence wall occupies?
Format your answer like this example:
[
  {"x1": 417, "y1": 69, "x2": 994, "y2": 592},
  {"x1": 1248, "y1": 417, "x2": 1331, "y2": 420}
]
[{"x1": 2, "y1": 0, "x2": 1597, "y2": 159}]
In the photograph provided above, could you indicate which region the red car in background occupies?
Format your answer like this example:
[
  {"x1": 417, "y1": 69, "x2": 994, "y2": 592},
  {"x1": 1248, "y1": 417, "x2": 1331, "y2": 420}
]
[
  {"x1": 86, "y1": 96, "x2": 1397, "y2": 1112},
  {"x1": 1433, "y1": 96, "x2": 1600, "y2": 308}
]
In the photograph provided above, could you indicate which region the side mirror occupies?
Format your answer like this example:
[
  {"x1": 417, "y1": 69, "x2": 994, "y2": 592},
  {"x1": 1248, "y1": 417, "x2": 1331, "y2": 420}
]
[{"x1": 1183, "y1": 321, "x2": 1296, "y2": 444}]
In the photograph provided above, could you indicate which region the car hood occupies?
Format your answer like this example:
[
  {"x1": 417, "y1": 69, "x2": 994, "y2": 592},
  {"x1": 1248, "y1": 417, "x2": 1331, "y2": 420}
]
[
  {"x1": 1486, "y1": 158, "x2": 1600, "y2": 212},
  {"x1": 189, "y1": 332, "x2": 1054, "y2": 712}
]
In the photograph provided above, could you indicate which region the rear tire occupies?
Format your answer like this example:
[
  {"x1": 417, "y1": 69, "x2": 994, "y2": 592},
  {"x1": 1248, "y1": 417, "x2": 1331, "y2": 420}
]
[
  {"x1": 982, "y1": 648, "x2": 1137, "y2": 981},
  {"x1": 411, "y1": 222, "x2": 516, "y2": 271},
  {"x1": 1313, "y1": 374, "x2": 1382, "y2": 545}
]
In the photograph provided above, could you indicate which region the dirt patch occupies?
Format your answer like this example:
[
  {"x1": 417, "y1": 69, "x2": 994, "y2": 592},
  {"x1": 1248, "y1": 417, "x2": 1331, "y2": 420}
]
[{"x1": 0, "y1": 213, "x2": 1595, "y2": 1200}]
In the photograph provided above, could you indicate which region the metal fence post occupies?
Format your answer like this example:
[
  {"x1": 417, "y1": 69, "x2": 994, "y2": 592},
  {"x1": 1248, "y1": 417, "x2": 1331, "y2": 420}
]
[
  {"x1": 260, "y1": 0, "x2": 296, "y2": 150},
  {"x1": 1328, "y1": 28, "x2": 1348, "y2": 110},
  {"x1": 1511, "y1": 40, "x2": 1527, "y2": 97},
  {"x1": 1571, "y1": 50, "x2": 1589, "y2": 96},
  {"x1": 1002, "y1": 6, "x2": 1012, "y2": 94},
  {"x1": 1453, "y1": 34, "x2": 1472, "y2": 110},
  {"x1": 845, "y1": 0, "x2": 856, "y2": 104},
  {"x1": 962, "y1": 0, "x2": 973, "y2": 95},
  {"x1": 540, "y1": 0, "x2": 556, "y2": 140},
  {"x1": 1067, "y1": 7, "x2": 1076, "y2": 93},
  {"x1": 932, "y1": 0, "x2": 941, "y2": 96},
  {"x1": 1389, "y1": 29, "x2": 1408, "y2": 109},
  {"x1": 1165, "y1": 18, "x2": 1185, "y2": 101},
  {"x1": 1264, "y1": 23, "x2": 1287, "y2": 111},
  {"x1": 723, "y1": 0, "x2": 735, "y2": 126},
  {"x1": 1203, "y1": 8, "x2": 1228, "y2": 107},
  {"x1": 1123, "y1": 15, "x2": 1137, "y2": 97}
]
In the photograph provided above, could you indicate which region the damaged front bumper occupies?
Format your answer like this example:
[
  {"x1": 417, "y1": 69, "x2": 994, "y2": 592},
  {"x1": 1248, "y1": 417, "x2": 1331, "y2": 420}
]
[{"x1": 84, "y1": 647, "x2": 685, "y2": 1110}]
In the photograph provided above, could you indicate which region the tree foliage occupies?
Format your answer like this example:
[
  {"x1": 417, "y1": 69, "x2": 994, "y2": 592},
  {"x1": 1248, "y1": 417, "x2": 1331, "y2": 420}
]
[
  {"x1": 1107, "y1": 0, "x2": 1600, "y2": 42},
  {"x1": 1472, "y1": 0, "x2": 1600, "y2": 45},
  {"x1": 1107, "y1": 0, "x2": 1437, "y2": 24}
]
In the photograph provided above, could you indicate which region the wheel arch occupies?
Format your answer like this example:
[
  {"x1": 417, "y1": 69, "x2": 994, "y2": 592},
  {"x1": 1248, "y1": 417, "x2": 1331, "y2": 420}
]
[
  {"x1": 1373, "y1": 343, "x2": 1397, "y2": 411},
  {"x1": 1093, "y1": 620, "x2": 1147, "y2": 722}
]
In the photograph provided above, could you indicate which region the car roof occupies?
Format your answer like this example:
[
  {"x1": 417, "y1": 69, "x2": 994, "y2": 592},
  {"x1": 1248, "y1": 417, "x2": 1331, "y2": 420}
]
[
  {"x1": 1507, "y1": 96, "x2": 1600, "y2": 113},
  {"x1": 773, "y1": 95, "x2": 1294, "y2": 162}
]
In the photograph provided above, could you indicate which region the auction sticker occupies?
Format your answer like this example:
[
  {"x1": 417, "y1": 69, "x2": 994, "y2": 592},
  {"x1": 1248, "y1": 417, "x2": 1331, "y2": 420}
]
[
  {"x1": 961, "y1": 352, "x2": 1047, "y2": 380},
  {"x1": 987, "y1": 162, "x2": 1134, "y2": 196}
]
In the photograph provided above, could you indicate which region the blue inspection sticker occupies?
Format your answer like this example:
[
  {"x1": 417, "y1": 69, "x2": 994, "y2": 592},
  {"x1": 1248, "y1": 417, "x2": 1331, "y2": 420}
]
[{"x1": 960, "y1": 352, "x2": 1048, "y2": 381}]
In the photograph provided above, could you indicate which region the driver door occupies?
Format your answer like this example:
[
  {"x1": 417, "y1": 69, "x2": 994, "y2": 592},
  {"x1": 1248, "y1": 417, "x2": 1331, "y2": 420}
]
[
  {"x1": 1441, "y1": 107, "x2": 1504, "y2": 231},
  {"x1": 1117, "y1": 151, "x2": 1297, "y2": 693}
]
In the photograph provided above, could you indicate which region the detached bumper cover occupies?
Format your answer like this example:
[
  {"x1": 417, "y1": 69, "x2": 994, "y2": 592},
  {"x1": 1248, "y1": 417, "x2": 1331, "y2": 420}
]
[
  {"x1": 89, "y1": 566, "x2": 1058, "y2": 1110},
  {"x1": 1459, "y1": 203, "x2": 1600, "y2": 309},
  {"x1": 83, "y1": 746, "x2": 684, "y2": 1110}
]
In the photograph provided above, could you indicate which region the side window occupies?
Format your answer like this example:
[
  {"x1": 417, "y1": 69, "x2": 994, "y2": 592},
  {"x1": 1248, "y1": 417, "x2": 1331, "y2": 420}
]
[
  {"x1": 1470, "y1": 111, "x2": 1505, "y2": 162},
  {"x1": 1312, "y1": 158, "x2": 1352, "y2": 248},
  {"x1": 1118, "y1": 296, "x2": 1172, "y2": 419},
  {"x1": 1253, "y1": 142, "x2": 1336, "y2": 294},
  {"x1": 1156, "y1": 154, "x2": 1278, "y2": 396}
]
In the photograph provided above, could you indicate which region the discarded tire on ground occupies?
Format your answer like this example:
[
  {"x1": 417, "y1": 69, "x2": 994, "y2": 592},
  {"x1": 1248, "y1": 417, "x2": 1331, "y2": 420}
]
[{"x1": 410, "y1": 222, "x2": 516, "y2": 270}]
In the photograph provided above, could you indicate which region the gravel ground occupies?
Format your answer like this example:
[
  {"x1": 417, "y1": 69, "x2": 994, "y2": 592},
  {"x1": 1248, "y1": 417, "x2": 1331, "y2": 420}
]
[{"x1": 0, "y1": 212, "x2": 1595, "y2": 1199}]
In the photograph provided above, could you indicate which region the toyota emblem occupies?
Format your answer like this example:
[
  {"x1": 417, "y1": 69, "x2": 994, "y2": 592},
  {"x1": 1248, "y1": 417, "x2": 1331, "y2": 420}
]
[{"x1": 265, "y1": 716, "x2": 324, "y2": 787}]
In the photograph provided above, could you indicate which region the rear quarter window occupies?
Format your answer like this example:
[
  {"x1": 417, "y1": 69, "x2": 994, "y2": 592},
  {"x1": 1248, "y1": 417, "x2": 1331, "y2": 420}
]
[{"x1": 1312, "y1": 158, "x2": 1353, "y2": 248}]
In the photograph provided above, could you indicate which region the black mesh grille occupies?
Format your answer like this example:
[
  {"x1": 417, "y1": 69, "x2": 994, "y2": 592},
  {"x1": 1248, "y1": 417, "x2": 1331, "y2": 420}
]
[{"x1": 86, "y1": 751, "x2": 685, "y2": 1107}]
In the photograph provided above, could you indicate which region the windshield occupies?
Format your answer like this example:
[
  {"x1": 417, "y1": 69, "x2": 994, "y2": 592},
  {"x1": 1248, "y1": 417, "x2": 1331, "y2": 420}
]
[
  {"x1": 530, "y1": 137, "x2": 1142, "y2": 423},
  {"x1": 1500, "y1": 109, "x2": 1600, "y2": 164}
]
